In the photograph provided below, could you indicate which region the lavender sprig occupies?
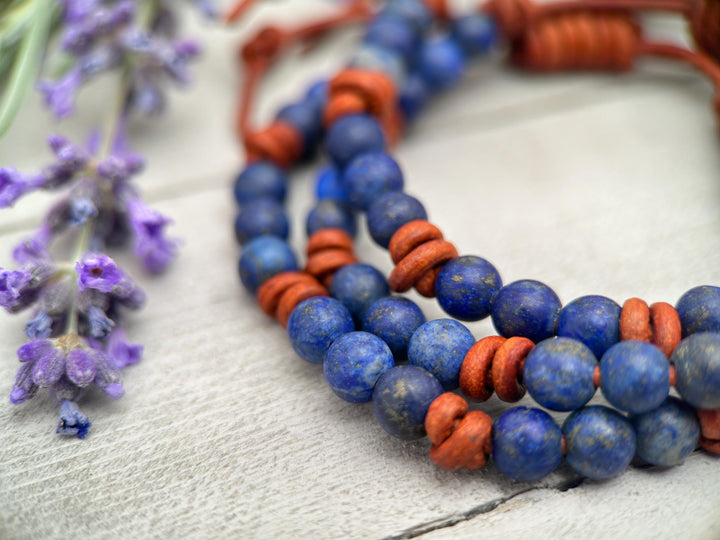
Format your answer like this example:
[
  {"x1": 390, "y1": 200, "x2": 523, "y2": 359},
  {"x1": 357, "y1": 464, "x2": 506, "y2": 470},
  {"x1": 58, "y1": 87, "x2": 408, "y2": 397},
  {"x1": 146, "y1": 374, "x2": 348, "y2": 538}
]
[{"x1": 1, "y1": 0, "x2": 212, "y2": 438}]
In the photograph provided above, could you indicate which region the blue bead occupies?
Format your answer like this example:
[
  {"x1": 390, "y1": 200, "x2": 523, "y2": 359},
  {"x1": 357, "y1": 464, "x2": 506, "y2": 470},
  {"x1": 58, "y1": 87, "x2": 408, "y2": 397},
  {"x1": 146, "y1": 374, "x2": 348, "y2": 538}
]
[
  {"x1": 419, "y1": 36, "x2": 466, "y2": 91},
  {"x1": 238, "y1": 236, "x2": 298, "y2": 294},
  {"x1": 306, "y1": 200, "x2": 357, "y2": 238},
  {"x1": 492, "y1": 407, "x2": 562, "y2": 482},
  {"x1": 276, "y1": 101, "x2": 323, "y2": 154},
  {"x1": 556, "y1": 295, "x2": 621, "y2": 359},
  {"x1": 491, "y1": 280, "x2": 562, "y2": 343},
  {"x1": 329, "y1": 263, "x2": 390, "y2": 325},
  {"x1": 315, "y1": 165, "x2": 348, "y2": 202},
  {"x1": 234, "y1": 199, "x2": 289, "y2": 245},
  {"x1": 382, "y1": 0, "x2": 432, "y2": 33},
  {"x1": 366, "y1": 191, "x2": 427, "y2": 248},
  {"x1": 324, "y1": 331, "x2": 394, "y2": 403},
  {"x1": 600, "y1": 341, "x2": 669, "y2": 414},
  {"x1": 305, "y1": 80, "x2": 328, "y2": 115},
  {"x1": 365, "y1": 15, "x2": 420, "y2": 63},
  {"x1": 408, "y1": 319, "x2": 475, "y2": 390},
  {"x1": 287, "y1": 297, "x2": 354, "y2": 364},
  {"x1": 435, "y1": 256, "x2": 502, "y2": 321},
  {"x1": 343, "y1": 152, "x2": 404, "y2": 211},
  {"x1": 676, "y1": 285, "x2": 720, "y2": 336},
  {"x1": 326, "y1": 114, "x2": 386, "y2": 169},
  {"x1": 523, "y1": 337, "x2": 597, "y2": 411},
  {"x1": 372, "y1": 365, "x2": 443, "y2": 439},
  {"x1": 671, "y1": 332, "x2": 720, "y2": 408},
  {"x1": 399, "y1": 72, "x2": 430, "y2": 122},
  {"x1": 631, "y1": 397, "x2": 700, "y2": 467},
  {"x1": 362, "y1": 296, "x2": 426, "y2": 361},
  {"x1": 450, "y1": 14, "x2": 497, "y2": 56},
  {"x1": 233, "y1": 161, "x2": 287, "y2": 205},
  {"x1": 562, "y1": 406, "x2": 636, "y2": 479},
  {"x1": 349, "y1": 44, "x2": 407, "y2": 87}
]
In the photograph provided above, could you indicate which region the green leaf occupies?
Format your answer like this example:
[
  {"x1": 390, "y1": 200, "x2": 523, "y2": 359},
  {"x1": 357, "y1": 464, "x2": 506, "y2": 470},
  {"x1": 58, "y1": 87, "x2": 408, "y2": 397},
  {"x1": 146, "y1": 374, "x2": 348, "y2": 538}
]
[{"x1": 0, "y1": 0, "x2": 56, "y2": 138}]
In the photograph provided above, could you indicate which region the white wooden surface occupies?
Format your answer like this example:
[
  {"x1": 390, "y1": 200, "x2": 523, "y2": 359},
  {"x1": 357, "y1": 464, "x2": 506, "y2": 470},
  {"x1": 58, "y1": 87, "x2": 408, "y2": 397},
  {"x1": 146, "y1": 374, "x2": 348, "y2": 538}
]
[{"x1": 1, "y1": 3, "x2": 720, "y2": 539}]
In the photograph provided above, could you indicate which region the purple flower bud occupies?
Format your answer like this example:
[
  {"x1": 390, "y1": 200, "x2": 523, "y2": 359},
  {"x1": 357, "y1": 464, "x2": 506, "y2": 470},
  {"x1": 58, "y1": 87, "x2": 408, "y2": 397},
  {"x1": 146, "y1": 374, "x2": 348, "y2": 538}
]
[
  {"x1": 41, "y1": 163, "x2": 76, "y2": 189},
  {"x1": 121, "y1": 28, "x2": 152, "y2": 53},
  {"x1": 0, "y1": 168, "x2": 28, "y2": 208},
  {"x1": 38, "y1": 68, "x2": 84, "y2": 118},
  {"x1": 56, "y1": 400, "x2": 91, "y2": 438},
  {"x1": 69, "y1": 198, "x2": 98, "y2": 226},
  {"x1": 80, "y1": 45, "x2": 122, "y2": 77},
  {"x1": 61, "y1": 0, "x2": 99, "y2": 23},
  {"x1": 31, "y1": 347, "x2": 66, "y2": 387},
  {"x1": 65, "y1": 348, "x2": 97, "y2": 386},
  {"x1": 0, "y1": 269, "x2": 33, "y2": 311},
  {"x1": 14, "y1": 226, "x2": 53, "y2": 265},
  {"x1": 107, "y1": 328, "x2": 143, "y2": 369},
  {"x1": 110, "y1": 1, "x2": 135, "y2": 27},
  {"x1": 52, "y1": 375, "x2": 83, "y2": 402},
  {"x1": 189, "y1": 0, "x2": 218, "y2": 19},
  {"x1": 86, "y1": 306, "x2": 115, "y2": 338},
  {"x1": 10, "y1": 363, "x2": 37, "y2": 404},
  {"x1": 96, "y1": 155, "x2": 130, "y2": 181},
  {"x1": 127, "y1": 199, "x2": 179, "y2": 274},
  {"x1": 104, "y1": 382, "x2": 125, "y2": 399},
  {"x1": 92, "y1": 349, "x2": 124, "y2": 397},
  {"x1": 174, "y1": 39, "x2": 201, "y2": 60},
  {"x1": 129, "y1": 76, "x2": 165, "y2": 115},
  {"x1": 25, "y1": 311, "x2": 53, "y2": 339},
  {"x1": 61, "y1": 25, "x2": 97, "y2": 55},
  {"x1": 18, "y1": 339, "x2": 54, "y2": 362},
  {"x1": 76, "y1": 253, "x2": 123, "y2": 292}
]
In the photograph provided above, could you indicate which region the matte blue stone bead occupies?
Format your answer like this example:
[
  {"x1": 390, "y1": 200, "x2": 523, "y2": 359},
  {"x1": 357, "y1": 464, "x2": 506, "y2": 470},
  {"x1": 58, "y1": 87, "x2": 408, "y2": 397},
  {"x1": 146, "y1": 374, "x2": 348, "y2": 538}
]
[
  {"x1": 326, "y1": 114, "x2": 386, "y2": 169},
  {"x1": 324, "y1": 331, "x2": 394, "y2": 403},
  {"x1": 366, "y1": 192, "x2": 427, "y2": 248},
  {"x1": 492, "y1": 407, "x2": 562, "y2": 482},
  {"x1": 382, "y1": 0, "x2": 432, "y2": 33},
  {"x1": 349, "y1": 44, "x2": 407, "y2": 88},
  {"x1": 315, "y1": 165, "x2": 348, "y2": 202},
  {"x1": 305, "y1": 80, "x2": 328, "y2": 114},
  {"x1": 676, "y1": 285, "x2": 720, "y2": 337},
  {"x1": 287, "y1": 297, "x2": 354, "y2": 364},
  {"x1": 362, "y1": 296, "x2": 426, "y2": 361},
  {"x1": 562, "y1": 406, "x2": 636, "y2": 480},
  {"x1": 234, "y1": 199, "x2": 289, "y2": 245},
  {"x1": 306, "y1": 200, "x2": 357, "y2": 238},
  {"x1": 329, "y1": 263, "x2": 390, "y2": 325},
  {"x1": 276, "y1": 101, "x2": 323, "y2": 154},
  {"x1": 343, "y1": 152, "x2": 404, "y2": 211},
  {"x1": 671, "y1": 332, "x2": 720, "y2": 408},
  {"x1": 372, "y1": 365, "x2": 443, "y2": 439},
  {"x1": 419, "y1": 36, "x2": 466, "y2": 91},
  {"x1": 523, "y1": 337, "x2": 597, "y2": 412},
  {"x1": 450, "y1": 14, "x2": 497, "y2": 56},
  {"x1": 238, "y1": 236, "x2": 298, "y2": 294},
  {"x1": 407, "y1": 319, "x2": 474, "y2": 390},
  {"x1": 631, "y1": 397, "x2": 700, "y2": 467},
  {"x1": 556, "y1": 295, "x2": 621, "y2": 359},
  {"x1": 435, "y1": 256, "x2": 502, "y2": 321},
  {"x1": 491, "y1": 280, "x2": 562, "y2": 343},
  {"x1": 365, "y1": 15, "x2": 420, "y2": 63},
  {"x1": 399, "y1": 72, "x2": 430, "y2": 122},
  {"x1": 233, "y1": 161, "x2": 287, "y2": 205},
  {"x1": 600, "y1": 341, "x2": 669, "y2": 414}
]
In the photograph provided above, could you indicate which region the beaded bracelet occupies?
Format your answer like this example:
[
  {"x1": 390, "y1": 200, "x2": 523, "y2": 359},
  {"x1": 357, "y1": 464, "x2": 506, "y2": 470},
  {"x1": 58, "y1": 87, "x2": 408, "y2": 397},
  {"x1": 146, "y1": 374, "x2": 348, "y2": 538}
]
[{"x1": 228, "y1": 0, "x2": 720, "y2": 482}]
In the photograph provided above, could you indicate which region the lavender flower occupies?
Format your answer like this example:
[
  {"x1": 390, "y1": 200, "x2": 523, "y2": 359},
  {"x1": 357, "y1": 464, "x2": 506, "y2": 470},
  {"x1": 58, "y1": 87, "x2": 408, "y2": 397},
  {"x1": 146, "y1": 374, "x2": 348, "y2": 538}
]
[
  {"x1": 57, "y1": 400, "x2": 91, "y2": 438},
  {"x1": 38, "y1": 68, "x2": 84, "y2": 119},
  {"x1": 107, "y1": 328, "x2": 142, "y2": 369},
  {"x1": 0, "y1": 269, "x2": 33, "y2": 310},
  {"x1": 127, "y1": 198, "x2": 179, "y2": 274},
  {"x1": 76, "y1": 253, "x2": 123, "y2": 292}
]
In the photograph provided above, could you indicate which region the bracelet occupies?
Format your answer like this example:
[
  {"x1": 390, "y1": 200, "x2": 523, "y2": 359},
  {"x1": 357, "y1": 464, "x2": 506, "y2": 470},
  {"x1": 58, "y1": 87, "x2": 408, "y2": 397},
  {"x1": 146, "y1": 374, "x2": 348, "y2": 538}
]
[{"x1": 228, "y1": 0, "x2": 720, "y2": 482}]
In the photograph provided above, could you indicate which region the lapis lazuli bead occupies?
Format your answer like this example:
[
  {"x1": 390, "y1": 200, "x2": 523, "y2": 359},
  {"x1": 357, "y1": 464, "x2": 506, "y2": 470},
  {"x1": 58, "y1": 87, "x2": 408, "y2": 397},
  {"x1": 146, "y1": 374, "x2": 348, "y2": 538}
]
[
  {"x1": 329, "y1": 263, "x2": 390, "y2": 325},
  {"x1": 399, "y1": 72, "x2": 430, "y2": 122},
  {"x1": 382, "y1": 0, "x2": 432, "y2": 33},
  {"x1": 491, "y1": 279, "x2": 562, "y2": 343},
  {"x1": 372, "y1": 365, "x2": 443, "y2": 439},
  {"x1": 233, "y1": 161, "x2": 287, "y2": 205},
  {"x1": 323, "y1": 331, "x2": 394, "y2": 403},
  {"x1": 234, "y1": 199, "x2": 289, "y2": 245},
  {"x1": 306, "y1": 200, "x2": 357, "y2": 238},
  {"x1": 562, "y1": 406, "x2": 636, "y2": 480},
  {"x1": 523, "y1": 337, "x2": 597, "y2": 412},
  {"x1": 671, "y1": 332, "x2": 720, "y2": 409},
  {"x1": 315, "y1": 165, "x2": 348, "y2": 202},
  {"x1": 276, "y1": 102, "x2": 323, "y2": 155},
  {"x1": 418, "y1": 36, "x2": 466, "y2": 91},
  {"x1": 287, "y1": 297, "x2": 354, "y2": 364},
  {"x1": 434, "y1": 255, "x2": 502, "y2": 321},
  {"x1": 492, "y1": 407, "x2": 562, "y2": 482},
  {"x1": 364, "y1": 14, "x2": 419, "y2": 63},
  {"x1": 600, "y1": 341, "x2": 669, "y2": 414},
  {"x1": 238, "y1": 235, "x2": 298, "y2": 294},
  {"x1": 343, "y1": 152, "x2": 404, "y2": 211},
  {"x1": 556, "y1": 295, "x2": 621, "y2": 358},
  {"x1": 631, "y1": 397, "x2": 700, "y2": 467},
  {"x1": 326, "y1": 114, "x2": 387, "y2": 169},
  {"x1": 366, "y1": 191, "x2": 427, "y2": 248},
  {"x1": 450, "y1": 14, "x2": 497, "y2": 56},
  {"x1": 407, "y1": 319, "x2": 474, "y2": 390},
  {"x1": 305, "y1": 80, "x2": 328, "y2": 115},
  {"x1": 362, "y1": 296, "x2": 426, "y2": 361},
  {"x1": 676, "y1": 285, "x2": 720, "y2": 337},
  {"x1": 350, "y1": 44, "x2": 407, "y2": 87}
]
